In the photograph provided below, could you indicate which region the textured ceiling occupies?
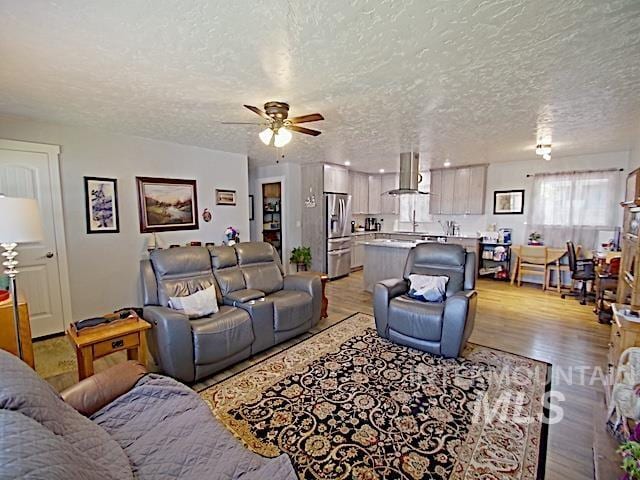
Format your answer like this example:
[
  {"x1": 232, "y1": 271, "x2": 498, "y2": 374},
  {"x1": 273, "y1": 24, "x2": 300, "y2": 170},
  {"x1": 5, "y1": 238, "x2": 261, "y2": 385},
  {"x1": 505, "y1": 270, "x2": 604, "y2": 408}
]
[{"x1": 1, "y1": 0, "x2": 639, "y2": 172}]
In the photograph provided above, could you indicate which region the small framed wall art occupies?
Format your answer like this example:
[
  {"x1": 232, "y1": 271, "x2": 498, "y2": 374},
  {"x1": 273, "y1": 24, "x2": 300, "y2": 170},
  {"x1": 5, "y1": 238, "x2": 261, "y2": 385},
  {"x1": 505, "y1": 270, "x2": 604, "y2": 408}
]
[
  {"x1": 84, "y1": 176, "x2": 120, "y2": 233},
  {"x1": 493, "y1": 189, "x2": 525, "y2": 215},
  {"x1": 136, "y1": 176, "x2": 199, "y2": 232},
  {"x1": 216, "y1": 189, "x2": 237, "y2": 206}
]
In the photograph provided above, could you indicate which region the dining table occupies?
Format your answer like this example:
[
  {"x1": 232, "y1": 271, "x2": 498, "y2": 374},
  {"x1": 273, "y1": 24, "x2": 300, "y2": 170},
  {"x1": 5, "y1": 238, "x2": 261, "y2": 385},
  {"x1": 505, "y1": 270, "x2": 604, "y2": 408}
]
[{"x1": 510, "y1": 245, "x2": 567, "y2": 286}]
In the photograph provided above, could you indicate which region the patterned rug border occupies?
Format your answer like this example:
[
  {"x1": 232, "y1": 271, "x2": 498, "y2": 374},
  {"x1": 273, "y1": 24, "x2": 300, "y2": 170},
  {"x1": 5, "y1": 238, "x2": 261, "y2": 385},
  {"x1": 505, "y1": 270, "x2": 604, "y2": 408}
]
[{"x1": 200, "y1": 312, "x2": 552, "y2": 479}]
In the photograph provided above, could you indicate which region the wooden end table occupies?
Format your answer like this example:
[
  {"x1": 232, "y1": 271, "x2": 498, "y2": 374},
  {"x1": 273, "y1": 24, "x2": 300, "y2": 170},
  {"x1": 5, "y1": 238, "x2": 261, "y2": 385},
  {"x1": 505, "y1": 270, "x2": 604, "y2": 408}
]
[{"x1": 66, "y1": 318, "x2": 151, "y2": 380}]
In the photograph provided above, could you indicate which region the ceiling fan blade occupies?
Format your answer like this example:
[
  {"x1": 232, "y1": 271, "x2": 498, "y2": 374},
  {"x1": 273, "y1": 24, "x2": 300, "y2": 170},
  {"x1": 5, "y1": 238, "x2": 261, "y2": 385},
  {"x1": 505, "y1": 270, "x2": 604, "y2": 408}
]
[
  {"x1": 220, "y1": 122, "x2": 264, "y2": 125},
  {"x1": 288, "y1": 125, "x2": 322, "y2": 136},
  {"x1": 243, "y1": 104, "x2": 271, "y2": 120},
  {"x1": 288, "y1": 113, "x2": 324, "y2": 124}
]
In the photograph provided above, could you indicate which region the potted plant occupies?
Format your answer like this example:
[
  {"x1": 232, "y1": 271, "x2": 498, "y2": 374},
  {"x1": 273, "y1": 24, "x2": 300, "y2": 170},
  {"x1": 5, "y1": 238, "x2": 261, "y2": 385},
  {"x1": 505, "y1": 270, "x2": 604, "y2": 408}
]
[
  {"x1": 290, "y1": 246, "x2": 312, "y2": 272},
  {"x1": 619, "y1": 423, "x2": 640, "y2": 479},
  {"x1": 528, "y1": 231, "x2": 543, "y2": 246}
]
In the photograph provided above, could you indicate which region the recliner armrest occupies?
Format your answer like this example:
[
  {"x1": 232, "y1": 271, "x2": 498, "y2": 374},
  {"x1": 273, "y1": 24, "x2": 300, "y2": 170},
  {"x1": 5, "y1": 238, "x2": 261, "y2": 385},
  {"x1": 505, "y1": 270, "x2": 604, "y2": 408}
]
[
  {"x1": 283, "y1": 273, "x2": 323, "y2": 326},
  {"x1": 225, "y1": 289, "x2": 265, "y2": 304},
  {"x1": 142, "y1": 306, "x2": 195, "y2": 383},
  {"x1": 442, "y1": 290, "x2": 478, "y2": 358},
  {"x1": 373, "y1": 278, "x2": 409, "y2": 338},
  {"x1": 61, "y1": 361, "x2": 147, "y2": 416}
]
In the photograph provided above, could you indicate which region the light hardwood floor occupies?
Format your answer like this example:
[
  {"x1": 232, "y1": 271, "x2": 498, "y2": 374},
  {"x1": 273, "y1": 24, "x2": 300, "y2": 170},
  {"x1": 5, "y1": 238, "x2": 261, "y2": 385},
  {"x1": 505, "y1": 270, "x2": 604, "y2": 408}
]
[{"x1": 40, "y1": 272, "x2": 611, "y2": 479}]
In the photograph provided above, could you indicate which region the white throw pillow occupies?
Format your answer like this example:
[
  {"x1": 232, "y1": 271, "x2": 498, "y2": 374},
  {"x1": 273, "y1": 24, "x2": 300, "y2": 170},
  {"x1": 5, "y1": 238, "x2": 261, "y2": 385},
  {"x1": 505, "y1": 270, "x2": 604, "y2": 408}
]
[
  {"x1": 407, "y1": 274, "x2": 449, "y2": 303},
  {"x1": 169, "y1": 285, "x2": 219, "y2": 318}
]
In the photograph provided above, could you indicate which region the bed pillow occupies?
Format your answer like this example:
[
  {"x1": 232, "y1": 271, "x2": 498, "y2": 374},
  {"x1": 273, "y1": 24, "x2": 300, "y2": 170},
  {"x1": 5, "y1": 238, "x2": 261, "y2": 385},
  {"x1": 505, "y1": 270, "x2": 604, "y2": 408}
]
[
  {"x1": 407, "y1": 274, "x2": 449, "y2": 303},
  {"x1": 169, "y1": 285, "x2": 219, "y2": 318}
]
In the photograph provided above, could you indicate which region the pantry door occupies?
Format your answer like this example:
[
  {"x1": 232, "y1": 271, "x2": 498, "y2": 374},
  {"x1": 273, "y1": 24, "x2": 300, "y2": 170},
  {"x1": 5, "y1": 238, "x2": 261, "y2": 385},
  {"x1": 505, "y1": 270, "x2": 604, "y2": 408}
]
[{"x1": 0, "y1": 139, "x2": 72, "y2": 337}]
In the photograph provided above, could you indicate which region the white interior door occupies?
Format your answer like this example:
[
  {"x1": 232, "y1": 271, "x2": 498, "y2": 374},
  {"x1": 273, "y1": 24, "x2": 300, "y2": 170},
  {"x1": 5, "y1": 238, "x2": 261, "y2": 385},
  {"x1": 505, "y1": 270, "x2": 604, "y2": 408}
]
[{"x1": 0, "y1": 140, "x2": 70, "y2": 337}]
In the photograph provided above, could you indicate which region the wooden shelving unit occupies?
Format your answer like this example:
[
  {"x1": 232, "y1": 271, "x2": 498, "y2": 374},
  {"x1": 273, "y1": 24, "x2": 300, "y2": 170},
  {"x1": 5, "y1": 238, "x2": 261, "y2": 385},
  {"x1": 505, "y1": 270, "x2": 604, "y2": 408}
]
[{"x1": 262, "y1": 182, "x2": 282, "y2": 259}]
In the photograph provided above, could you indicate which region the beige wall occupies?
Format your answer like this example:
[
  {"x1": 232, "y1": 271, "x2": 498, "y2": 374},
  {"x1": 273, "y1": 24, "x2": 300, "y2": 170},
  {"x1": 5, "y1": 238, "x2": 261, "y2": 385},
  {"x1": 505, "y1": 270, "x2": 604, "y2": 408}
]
[{"x1": 0, "y1": 115, "x2": 249, "y2": 322}]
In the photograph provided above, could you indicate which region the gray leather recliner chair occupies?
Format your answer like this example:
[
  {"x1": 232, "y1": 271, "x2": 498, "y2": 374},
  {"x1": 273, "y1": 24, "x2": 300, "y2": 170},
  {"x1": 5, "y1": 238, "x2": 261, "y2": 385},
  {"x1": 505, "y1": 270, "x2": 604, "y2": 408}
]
[
  {"x1": 373, "y1": 243, "x2": 477, "y2": 358},
  {"x1": 209, "y1": 242, "x2": 322, "y2": 345},
  {"x1": 141, "y1": 246, "x2": 255, "y2": 383}
]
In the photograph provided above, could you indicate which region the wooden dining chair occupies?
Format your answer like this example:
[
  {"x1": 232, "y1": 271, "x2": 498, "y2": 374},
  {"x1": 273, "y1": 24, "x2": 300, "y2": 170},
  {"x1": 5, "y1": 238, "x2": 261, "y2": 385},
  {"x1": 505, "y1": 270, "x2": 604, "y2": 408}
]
[
  {"x1": 545, "y1": 251, "x2": 571, "y2": 293},
  {"x1": 517, "y1": 246, "x2": 548, "y2": 289}
]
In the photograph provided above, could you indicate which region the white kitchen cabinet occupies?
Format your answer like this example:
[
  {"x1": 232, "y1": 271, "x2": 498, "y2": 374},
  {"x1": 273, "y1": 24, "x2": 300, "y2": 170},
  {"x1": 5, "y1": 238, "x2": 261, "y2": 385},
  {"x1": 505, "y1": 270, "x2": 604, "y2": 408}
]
[
  {"x1": 453, "y1": 168, "x2": 471, "y2": 214},
  {"x1": 467, "y1": 165, "x2": 487, "y2": 214},
  {"x1": 350, "y1": 172, "x2": 369, "y2": 214},
  {"x1": 439, "y1": 169, "x2": 456, "y2": 215},
  {"x1": 323, "y1": 164, "x2": 349, "y2": 194},
  {"x1": 429, "y1": 165, "x2": 487, "y2": 215},
  {"x1": 380, "y1": 173, "x2": 399, "y2": 214},
  {"x1": 368, "y1": 175, "x2": 382, "y2": 214},
  {"x1": 429, "y1": 170, "x2": 442, "y2": 214}
]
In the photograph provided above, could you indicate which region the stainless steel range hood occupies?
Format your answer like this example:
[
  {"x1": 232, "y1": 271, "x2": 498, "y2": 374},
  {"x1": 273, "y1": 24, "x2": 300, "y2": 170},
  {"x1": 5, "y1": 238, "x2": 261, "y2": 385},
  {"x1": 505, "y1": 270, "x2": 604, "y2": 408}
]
[{"x1": 383, "y1": 152, "x2": 429, "y2": 196}]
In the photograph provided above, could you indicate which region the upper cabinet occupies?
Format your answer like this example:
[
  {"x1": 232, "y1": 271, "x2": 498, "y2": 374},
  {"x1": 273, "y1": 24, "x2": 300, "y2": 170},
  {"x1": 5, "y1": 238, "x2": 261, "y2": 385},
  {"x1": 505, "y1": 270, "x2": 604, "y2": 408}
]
[
  {"x1": 380, "y1": 173, "x2": 399, "y2": 214},
  {"x1": 323, "y1": 164, "x2": 350, "y2": 194},
  {"x1": 429, "y1": 164, "x2": 487, "y2": 215},
  {"x1": 367, "y1": 175, "x2": 382, "y2": 214},
  {"x1": 350, "y1": 172, "x2": 369, "y2": 213}
]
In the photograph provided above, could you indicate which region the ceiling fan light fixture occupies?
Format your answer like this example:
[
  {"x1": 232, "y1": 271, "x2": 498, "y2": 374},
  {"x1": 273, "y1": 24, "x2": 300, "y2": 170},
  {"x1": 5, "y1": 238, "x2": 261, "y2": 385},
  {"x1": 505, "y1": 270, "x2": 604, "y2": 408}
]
[
  {"x1": 259, "y1": 128, "x2": 274, "y2": 145},
  {"x1": 543, "y1": 153, "x2": 551, "y2": 161},
  {"x1": 274, "y1": 127, "x2": 292, "y2": 147}
]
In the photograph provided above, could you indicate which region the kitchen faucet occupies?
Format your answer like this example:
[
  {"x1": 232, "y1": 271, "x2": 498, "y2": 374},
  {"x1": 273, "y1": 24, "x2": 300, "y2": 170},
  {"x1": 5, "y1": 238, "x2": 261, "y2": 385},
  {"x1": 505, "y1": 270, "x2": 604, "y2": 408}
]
[
  {"x1": 412, "y1": 209, "x2": 419, "y2": 233},
  {"x1": 439, "y1": 220, "x2": 460, "y2": 236}
]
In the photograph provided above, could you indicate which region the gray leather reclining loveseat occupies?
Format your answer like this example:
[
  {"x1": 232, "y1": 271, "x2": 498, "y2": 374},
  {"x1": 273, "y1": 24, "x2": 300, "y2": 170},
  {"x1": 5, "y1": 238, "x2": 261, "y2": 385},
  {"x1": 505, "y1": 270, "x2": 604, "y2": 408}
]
[{"x1": 141, "y1": 242, "x2": 321, "y2": 383}]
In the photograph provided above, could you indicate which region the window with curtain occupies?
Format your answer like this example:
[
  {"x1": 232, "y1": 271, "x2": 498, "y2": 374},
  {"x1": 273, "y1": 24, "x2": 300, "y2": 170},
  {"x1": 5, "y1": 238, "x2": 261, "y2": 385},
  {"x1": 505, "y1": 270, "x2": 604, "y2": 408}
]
[
  {"x1": 526, "y1": 169, "x2": 620, "y2": 248},
  {"x1": 399, "y1": 171, "x2": 430, "y2": 222}
]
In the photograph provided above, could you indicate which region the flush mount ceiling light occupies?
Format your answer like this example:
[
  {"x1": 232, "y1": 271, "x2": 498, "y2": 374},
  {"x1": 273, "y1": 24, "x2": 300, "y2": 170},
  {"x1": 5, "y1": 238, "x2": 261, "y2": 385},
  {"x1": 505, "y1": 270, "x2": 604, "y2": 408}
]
[
  {"x1": 535, "y1": 144, "x2": 552, "y2": 156},
  {"x1": 344, "y1": 161, "x2": 351, "y2": 166},
  {"x1": 443, "y1": 159, "x2": 451, "y2": 168},
  {"x1": 379, "y1": 168, "x2": 385, "y2": 173}
]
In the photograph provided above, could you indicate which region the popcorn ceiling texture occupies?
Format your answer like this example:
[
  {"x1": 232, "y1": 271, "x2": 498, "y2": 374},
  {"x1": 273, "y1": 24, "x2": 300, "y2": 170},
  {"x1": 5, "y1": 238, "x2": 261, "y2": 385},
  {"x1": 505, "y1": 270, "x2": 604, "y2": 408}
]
[{"x1": 0, "y1": 0, "x2": 639, "y2": 171}]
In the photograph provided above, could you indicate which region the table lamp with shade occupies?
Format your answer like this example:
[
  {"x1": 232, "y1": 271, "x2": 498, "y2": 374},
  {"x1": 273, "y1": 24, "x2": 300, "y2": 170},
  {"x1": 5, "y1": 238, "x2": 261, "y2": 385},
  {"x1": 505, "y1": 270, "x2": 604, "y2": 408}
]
[{"x1": 0, "y1": 196, "x2": 44, "y2": 359}]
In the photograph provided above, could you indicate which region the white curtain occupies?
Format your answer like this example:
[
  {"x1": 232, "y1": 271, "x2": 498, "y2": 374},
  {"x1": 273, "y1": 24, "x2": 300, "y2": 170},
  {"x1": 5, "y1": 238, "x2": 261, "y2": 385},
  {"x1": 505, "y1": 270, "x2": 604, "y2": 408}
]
[{"x1": 526, "y1": 170, "x2": 620, "y2": 249}]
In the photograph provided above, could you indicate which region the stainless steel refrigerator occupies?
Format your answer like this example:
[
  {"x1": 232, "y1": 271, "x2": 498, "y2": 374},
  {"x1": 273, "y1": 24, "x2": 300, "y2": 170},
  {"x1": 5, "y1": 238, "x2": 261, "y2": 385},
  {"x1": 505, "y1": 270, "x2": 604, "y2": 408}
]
[{"x1": 326, "y1": 193, "x2": 352, "y2": 279}]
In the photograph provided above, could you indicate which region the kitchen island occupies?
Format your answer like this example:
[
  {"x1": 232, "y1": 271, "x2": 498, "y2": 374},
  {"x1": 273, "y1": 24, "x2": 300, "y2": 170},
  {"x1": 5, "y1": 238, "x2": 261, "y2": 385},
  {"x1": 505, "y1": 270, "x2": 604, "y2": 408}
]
[{"x1": 360, "y1": 235, "x2": 480, "y2": 292}]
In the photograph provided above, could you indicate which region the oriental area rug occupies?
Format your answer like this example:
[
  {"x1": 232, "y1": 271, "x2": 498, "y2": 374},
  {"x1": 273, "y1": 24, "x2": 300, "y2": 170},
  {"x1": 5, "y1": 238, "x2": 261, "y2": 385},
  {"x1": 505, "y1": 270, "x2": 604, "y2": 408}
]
[{"x1": 200, "y1": 313, "x2": 550, "y2": 480}]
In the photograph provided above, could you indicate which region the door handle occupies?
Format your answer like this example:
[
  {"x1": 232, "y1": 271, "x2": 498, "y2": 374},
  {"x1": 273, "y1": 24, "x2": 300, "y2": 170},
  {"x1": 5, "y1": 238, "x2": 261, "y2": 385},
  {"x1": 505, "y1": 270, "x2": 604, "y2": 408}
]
[{"x1": 45, "y1": 252, "x2": 54, "y2": 258}]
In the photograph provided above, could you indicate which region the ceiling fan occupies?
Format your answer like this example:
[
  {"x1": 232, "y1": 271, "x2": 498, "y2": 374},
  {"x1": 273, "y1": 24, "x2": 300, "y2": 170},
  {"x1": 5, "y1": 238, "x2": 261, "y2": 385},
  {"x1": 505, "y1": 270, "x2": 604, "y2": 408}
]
[{"x1": 222, "y1": 101, "x2": 324, "y2": 147}]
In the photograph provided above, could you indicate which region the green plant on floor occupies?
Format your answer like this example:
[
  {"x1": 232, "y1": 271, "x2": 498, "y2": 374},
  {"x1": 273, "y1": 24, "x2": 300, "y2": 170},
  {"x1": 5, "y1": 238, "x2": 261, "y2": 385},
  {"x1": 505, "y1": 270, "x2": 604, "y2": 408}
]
[
  {"x1": 619, "y1": 424, "x2": 640, "y2": 480},
  {"x1": 290, "y1": 246, "x2": 312, "y2": 268}
]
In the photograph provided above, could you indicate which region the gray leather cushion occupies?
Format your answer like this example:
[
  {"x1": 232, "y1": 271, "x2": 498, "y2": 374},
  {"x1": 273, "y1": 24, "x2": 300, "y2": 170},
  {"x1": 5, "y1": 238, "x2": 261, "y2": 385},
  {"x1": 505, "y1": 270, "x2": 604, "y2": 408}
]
[
  {"x1": 208, "y1": 245, "x2": 237, "y2": 269},
  {"x1": 0, "y1": 350, "x2": 133, "y2": 480},
  {"x1": 235, "y1": 242, "x2": 277, "y2": 265},
  {"x1": 404, "y1": 243, "x2": 466, "y2": 296},
  {"x1": 214, "y1": 267, "x2": 246, "y2": 295},
  {"x1": 388, "y1": 295, "x2": 445, "y2": 342},
  {"x1": 191, "y1": 306, "x2": 254, "y2": 365},
  {"x1": 150, "y1": 247, "x2": 217, "y2": 307},
  {"x1": 242, "y1": 263, "x2": 284, "y2": 294},
  {"x1": 267, "y1": 290, "x2": 313, "y2": 332}
]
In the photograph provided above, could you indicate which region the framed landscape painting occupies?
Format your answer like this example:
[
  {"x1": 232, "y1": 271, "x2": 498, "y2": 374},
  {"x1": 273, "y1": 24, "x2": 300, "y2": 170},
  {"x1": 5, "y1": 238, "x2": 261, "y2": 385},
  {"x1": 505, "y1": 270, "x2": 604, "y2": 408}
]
[
  {"x1": 84, "y1": 176, "x2": 119, "y2": 233},
  {"x1": 136, "y1": 177, "x2": 199, "y2": 232},
  {"x1": 493, "y1": 189, "x2": 525, "y2": 215}
]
